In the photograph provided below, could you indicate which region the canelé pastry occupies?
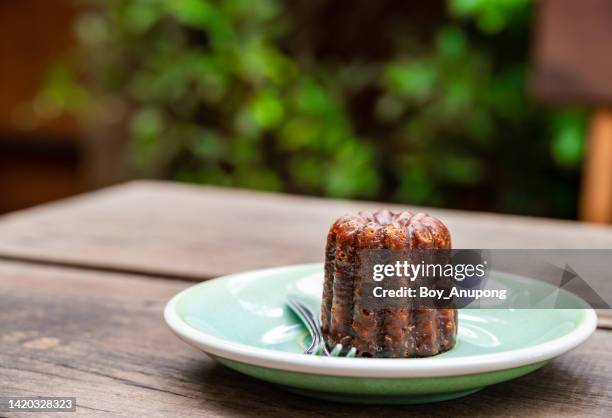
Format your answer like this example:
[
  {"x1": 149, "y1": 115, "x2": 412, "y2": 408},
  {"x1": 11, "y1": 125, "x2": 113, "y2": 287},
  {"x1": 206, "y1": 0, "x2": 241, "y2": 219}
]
[{"x1": 321, "y1": 210, "x2": 457, "y2": 358}]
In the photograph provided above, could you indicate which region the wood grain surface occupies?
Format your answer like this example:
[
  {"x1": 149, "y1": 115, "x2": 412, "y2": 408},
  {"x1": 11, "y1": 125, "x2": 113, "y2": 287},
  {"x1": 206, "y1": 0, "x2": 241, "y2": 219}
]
[
  {"x1": 2, "y1": 181, "x2": 612, "y2": 281},
  {"x1": 0, "y1": 261, "x2": 610, "y2": 417}
]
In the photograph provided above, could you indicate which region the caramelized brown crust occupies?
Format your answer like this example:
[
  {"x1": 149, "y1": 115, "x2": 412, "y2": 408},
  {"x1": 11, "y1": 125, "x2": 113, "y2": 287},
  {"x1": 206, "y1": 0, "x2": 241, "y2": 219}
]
[{"x1": 321, "y1": 210, "x2": 457, "y2": 358}]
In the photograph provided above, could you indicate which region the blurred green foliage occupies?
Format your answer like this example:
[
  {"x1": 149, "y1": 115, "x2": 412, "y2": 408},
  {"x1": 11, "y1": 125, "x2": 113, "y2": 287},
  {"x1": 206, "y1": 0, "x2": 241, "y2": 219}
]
[{"x1": 55, "y1": 0, "x2": 588, "y2": 218}]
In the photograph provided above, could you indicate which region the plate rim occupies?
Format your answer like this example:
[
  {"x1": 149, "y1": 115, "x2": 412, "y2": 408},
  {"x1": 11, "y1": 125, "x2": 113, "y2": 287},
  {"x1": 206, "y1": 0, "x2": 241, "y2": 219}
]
[{"x1": 164, "y1": 263, "x2": 597, "y2": 378}]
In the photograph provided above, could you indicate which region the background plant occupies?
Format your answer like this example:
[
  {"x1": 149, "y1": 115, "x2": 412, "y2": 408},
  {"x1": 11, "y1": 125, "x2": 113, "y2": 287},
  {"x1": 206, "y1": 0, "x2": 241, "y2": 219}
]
[{"x1": 46, "y1": 0, "x2": 587, "y2": 218}]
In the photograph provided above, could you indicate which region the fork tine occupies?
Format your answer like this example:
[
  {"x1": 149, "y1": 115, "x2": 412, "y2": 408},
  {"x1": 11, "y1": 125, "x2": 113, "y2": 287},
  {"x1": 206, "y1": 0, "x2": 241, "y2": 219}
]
[
  {"x1": 346, "y1": 347, "x2": 357, "y2": 357},
  {"x1": 330, "y1": 344, "x2": 343, "y2": 356},
  {"x1": 288, "y1": 296, "x2": 358, "y2": 357}
]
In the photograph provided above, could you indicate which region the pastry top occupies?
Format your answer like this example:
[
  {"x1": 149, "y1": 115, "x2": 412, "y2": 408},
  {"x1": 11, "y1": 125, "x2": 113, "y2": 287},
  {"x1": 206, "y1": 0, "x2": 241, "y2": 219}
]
[{"x1": 327, "y1": 210, "x2": 451, "y2": 249}]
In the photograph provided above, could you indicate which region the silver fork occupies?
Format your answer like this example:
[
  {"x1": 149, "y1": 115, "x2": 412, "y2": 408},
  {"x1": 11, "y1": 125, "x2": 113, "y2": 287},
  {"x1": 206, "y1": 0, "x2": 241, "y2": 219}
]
[{"x1": 287, "y1": 295, "x2": 357, "y2": 357}]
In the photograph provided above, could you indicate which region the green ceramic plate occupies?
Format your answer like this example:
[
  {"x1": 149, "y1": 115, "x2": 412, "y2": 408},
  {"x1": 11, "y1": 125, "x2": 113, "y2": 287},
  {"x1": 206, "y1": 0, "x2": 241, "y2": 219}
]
[{"x1": 164, "y1": 264, "x2": 596, "y2": 404}]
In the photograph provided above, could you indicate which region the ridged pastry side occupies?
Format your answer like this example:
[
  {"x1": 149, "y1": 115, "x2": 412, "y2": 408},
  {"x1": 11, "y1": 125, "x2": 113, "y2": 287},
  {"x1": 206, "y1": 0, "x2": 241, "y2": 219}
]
[{"x1": 321, "y1": 210, "x2": 457, "y2": 358}]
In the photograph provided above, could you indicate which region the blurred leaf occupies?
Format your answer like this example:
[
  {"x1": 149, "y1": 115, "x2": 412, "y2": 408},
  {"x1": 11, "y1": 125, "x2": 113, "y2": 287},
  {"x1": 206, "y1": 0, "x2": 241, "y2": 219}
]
[
  {"x1": 122, "y1": 1, "x2": 163, "y2": 34},
  {"x1": 550, "y1": 111, "x2": 587, "y2": 168},
  {"x1": 167, "y1": 0, "x2": 214, "y2": 28},
  {"x1": 128, "y1": 107, "x2": 167, "y2": 172},
  {"x1": 234, "y1": 108, "x2": 261, "y2": 138},
  {"x1": 295, "y1": 78, "x2": 332, "y2": 115},
  {"x1": 397, "y1": 164, "x2": 434, "y2": 204},
  {"x1": 384, "y1": 61, "x2": 436, "y2": 99},
  {"x1": 439, "y1": 155, "x2": 482, "y2": 185},
  {"x1": 190, "y1": 129, "x2": 226, "y2": 160},
  {"x1": 237, "y1": 39, "x2": 295, "y2": 84},
  {"x1": 249, "y1": 90, "x2": 285, "y2": 128},
  {"x1": 477, "y1": 7, "x2": 505, "y2": 34},
  {"x1": 291, "y1": 155, "x2": 326, "y2": 188},
  {"x1": 279, "y1": 117, "x2": 320, "y2": 151},
  {"x1": 375, "y1": 94, "x2": 404, "y2": 122},
  {"x1": 75, "y1": 13, "x2": 110, "y2": 45},
  {"x1": 436, "y1": 26, "x2": 466, "y2": 58},
  {"x1": 449, "y1": 0, "x2": 530, "y2": 33},
  {"x1": 167, "y1": 0, "x2": 234, "y2": 48},
  {"x1": 326, "y1": 140, "x2": 379, "y2": 198},
  {"x1": 36, "y1": 64, "x2": 91, "y2": 116}
]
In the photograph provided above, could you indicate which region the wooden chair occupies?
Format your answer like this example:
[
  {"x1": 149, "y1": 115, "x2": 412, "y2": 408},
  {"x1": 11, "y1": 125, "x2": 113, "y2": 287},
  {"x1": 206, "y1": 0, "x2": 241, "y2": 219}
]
[{"x1": 531, "y1": 0, "x2": 612, "y2": 223}]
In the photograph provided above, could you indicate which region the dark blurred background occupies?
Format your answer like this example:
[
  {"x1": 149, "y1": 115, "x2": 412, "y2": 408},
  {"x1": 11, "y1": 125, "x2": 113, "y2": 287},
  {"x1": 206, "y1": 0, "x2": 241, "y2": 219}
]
[{"x1": 3, "y1": 0, "x2": 611, "y2": 222}]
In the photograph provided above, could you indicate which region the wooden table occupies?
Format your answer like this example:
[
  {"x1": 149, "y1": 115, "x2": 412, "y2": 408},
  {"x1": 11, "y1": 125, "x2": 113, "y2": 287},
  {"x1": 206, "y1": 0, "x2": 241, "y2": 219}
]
[{"x1": 0, "y1": 180, "x2": 610, "y2": 416}]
